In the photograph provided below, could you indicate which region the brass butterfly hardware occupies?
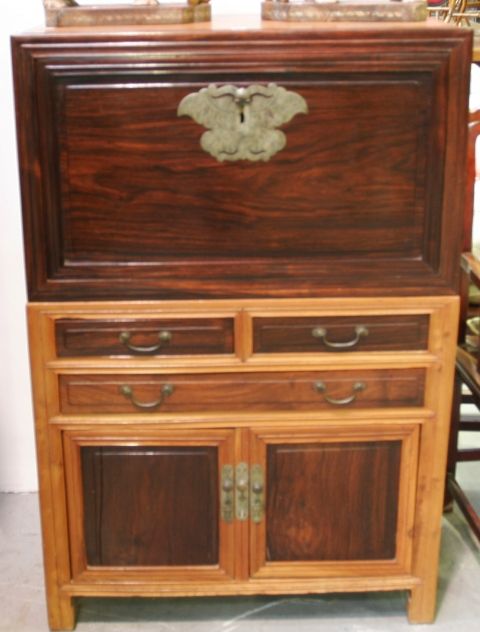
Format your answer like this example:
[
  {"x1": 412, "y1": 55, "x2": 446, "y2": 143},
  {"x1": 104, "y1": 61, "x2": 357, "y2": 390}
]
[{"x1": 177, "y1": 83, "x2": 308, "y2": 162}]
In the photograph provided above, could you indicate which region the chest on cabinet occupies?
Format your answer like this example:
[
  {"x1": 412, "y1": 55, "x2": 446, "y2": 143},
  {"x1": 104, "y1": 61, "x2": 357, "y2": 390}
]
[{"x1": 13, "y1": 20, "x2": 469, "y2": 631}]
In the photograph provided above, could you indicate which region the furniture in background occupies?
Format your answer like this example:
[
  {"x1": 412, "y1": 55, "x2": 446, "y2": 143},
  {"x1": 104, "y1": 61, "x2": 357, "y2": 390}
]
[
  {"x1": 446, "y1": 252, "x2": 480, "y2": 540},
  {"x1": 443, "y1": 108, "x2": 480, "y2": 541},
  {"x1": 12, "y1": 18, "x2": 471, "y2": 631}
]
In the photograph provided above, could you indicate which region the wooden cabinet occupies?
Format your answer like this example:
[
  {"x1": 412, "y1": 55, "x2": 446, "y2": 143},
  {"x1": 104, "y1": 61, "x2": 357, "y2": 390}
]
[{"x1": 12, "y1": 17, "x2": 470, "y2": 631}]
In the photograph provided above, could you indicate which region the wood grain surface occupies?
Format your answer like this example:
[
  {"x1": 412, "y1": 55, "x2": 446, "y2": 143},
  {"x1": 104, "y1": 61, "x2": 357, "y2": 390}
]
[{"x1": 12, "y1": 25, "x2": 471, "y2": 300}]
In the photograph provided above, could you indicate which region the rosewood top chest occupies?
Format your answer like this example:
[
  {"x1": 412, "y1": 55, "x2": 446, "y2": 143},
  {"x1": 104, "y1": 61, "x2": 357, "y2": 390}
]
[{"x1": 13, "y1": 19, "x2": 470, "y2": 301}]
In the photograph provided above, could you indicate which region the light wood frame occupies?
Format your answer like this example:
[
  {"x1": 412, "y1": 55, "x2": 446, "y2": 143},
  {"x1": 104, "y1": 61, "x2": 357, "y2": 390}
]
[{"x1": 27, "y1": 295, "x2": 458, "y2": 629}]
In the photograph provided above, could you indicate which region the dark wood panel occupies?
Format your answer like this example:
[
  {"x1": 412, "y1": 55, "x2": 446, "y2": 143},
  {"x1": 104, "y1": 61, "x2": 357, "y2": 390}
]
[
  {"x1": 12, "y1": 27, "x2": 470, "y2": 300},
  {"x1": 253, "y1": 314, "x2": 429, "y2": 354},
  {"x1": 59, "y1": 369, "x2": 425, "y2": 414},
  {"x1": 266, "y1": 440, "x2": 401, "y2": 561},
  {"x1": 60, "y1": 81, "x2": 424, "y2": 262},
  {"x1": 55, "y1": 317, "x2": 234, "y2": 357},
  {"x1": 81, "y1": 445, "x2": 218, "y2": 566}
]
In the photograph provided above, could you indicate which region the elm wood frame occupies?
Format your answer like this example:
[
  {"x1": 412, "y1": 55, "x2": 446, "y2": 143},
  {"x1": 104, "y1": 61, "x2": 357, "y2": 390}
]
[
  {"x1": 62, "y1": 428, "x2": 239, "y2": 581},
  {"x1": 59, "y1": 423, "x2": 420, "y2": 580},
  {"x1": 249, "y1": 424, "x2": 420, "y2": 577},
  {"x1": 27, "y1": 296, "x2": 458, "y2": 629},
  {"x1": 12, "y1": 24, "x2": 470, "y2": 302}
]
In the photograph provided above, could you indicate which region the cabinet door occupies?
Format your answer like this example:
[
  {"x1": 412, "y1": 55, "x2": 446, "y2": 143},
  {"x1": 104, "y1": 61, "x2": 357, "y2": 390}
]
[
  {"x1": 250, "y1": 423, "x2": 419, "y2": 579},
  {"x1": 63, "y1": 428, "x2": 237, "y2": 583}
]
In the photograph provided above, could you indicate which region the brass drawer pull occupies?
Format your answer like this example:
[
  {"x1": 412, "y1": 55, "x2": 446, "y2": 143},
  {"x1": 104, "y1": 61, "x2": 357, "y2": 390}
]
[
  {"x1": 314, "y1": 381, "x2": 366, "y2": 406},
  {"x1": 119, "y1": 383, "x2": 174, "y2": 410},
  {"x1": 311, "y1": 325, "x2": 368, "y2": 349},
  {"x1": 119, "y1": 330, "x2": 172, "y2": 354}
]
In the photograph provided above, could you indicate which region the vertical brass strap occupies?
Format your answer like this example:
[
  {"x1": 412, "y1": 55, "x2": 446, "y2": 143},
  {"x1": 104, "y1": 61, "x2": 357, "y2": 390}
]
[
  {"x1": 235, "y1": 462, "x2": 249, "y2": 521},
  {"x1": 220, "y1": 465, "x2": 234, "y2": 523},
  {"x1": 223, "y1": 463, "x2": 263, "y2": 522},
  {"x1": 250, "y1": 464, "x2": 265, "y2": 524}
]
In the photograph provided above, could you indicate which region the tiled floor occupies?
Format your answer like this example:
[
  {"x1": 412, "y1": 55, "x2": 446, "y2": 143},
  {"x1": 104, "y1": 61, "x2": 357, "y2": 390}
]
[{"x1": 0, "y1": 478, "x2": 479, "y2": 632}]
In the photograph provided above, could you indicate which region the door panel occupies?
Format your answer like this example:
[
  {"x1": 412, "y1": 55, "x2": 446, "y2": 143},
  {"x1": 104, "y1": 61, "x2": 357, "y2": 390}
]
[
  {"x1": 81, "y1": 445, "x2": 219, "y2": 566},
  {"x1": 250, "y1": 423, "x2": 420, "y2": 578},
  {"x1": 63, "y1": 428, "x2": 237, "y2": 582},
  {"x1": 266, "y1": 440, "x2": 401, "y2": 562}
]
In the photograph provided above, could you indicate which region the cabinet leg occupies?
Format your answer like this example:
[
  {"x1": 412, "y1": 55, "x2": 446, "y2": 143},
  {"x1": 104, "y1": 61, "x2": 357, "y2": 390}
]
[
  {"x1": 407, "y1": 584, "x2": 437, "y2": 624},
  {"x1": 47, "y1": 593, "x2": 76, "y2": 631}
]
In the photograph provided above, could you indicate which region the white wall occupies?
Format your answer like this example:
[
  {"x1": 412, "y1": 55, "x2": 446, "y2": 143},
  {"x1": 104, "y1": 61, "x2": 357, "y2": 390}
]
[
  {"x1": 0, "y1": 1, "x2": 44, "y2": 492},
  {"x1": 0, "y1": 1, "x2": 259, "y2": 491}
]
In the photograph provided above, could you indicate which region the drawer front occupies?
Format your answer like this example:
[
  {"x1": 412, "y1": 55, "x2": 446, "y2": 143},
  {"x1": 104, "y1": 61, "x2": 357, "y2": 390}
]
[
  {"x1": 59, "y1": 369, "x2": 425, "y2": 414},
  {"x1": 253, "y1": 315, "x2": 429, "y2": 354},
  {"x1": 55, "y1": 318, "x2": 234, "y2": 357}
]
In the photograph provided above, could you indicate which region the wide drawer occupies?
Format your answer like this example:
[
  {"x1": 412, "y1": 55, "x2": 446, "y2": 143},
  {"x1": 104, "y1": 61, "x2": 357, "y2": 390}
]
[
  {"x1": 55, "y1": 317, "x2": 234, "y2": 357},
  {"x1": 253, "y1": 315, "x2": 429, "y2": 354},
  {"x1": 59, "y1": 369, "x2": 425, "y2": 414}
]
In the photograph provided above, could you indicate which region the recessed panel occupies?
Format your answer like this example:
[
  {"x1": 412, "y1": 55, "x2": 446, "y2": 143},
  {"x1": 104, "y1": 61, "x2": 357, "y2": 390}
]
[
  {"x1": 59, "y1": 80, "x2": 427, "y2": 263},
  {"x1": 81, "y1": 445, "x2": 219, "y2": 566},
  {"x1": 266, "y1": 441, "x2": 401, "y2": 561}
]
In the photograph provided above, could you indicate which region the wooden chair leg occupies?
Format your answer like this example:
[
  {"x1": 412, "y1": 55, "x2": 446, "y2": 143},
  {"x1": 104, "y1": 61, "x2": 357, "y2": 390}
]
[{"x1": 444, "y1": 369, "x2": 462, "y2": 512}]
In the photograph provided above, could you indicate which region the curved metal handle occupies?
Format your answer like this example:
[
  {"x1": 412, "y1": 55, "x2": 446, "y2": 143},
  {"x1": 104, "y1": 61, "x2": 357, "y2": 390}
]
[
  {"x1": 311, "y1": 325, "x2": 368, "y2": 350},
  {"x1": 119, "y1": 383, "x2": 174, "y2": 410},
  {"x1": 119, "y1": 330, "x2": 172, "y2": 354},
  {"x1": 313, "y1": 381, "x2": 366, "y2": 406}
]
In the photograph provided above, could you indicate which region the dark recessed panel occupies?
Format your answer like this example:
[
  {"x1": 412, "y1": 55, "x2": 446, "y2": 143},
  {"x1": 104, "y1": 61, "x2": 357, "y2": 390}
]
[
  {"x1": 59, "y1": 81, "x2": 425, "y2": 262},
  {"x1": 253, "y1": 314, "x2": 430, "y2": 354},
  {"x1": 55, "y1": 317, "x2": 234, "y2": 357},
  {"x1": 266, "y1": 440, "x2": 401, "y2": 561},
  {"x1": 81, "y1": 445, "x2": 218, "y2": 566},
  {"x1": 60, "y1": 369, "x2": 425, "y2": 414}
]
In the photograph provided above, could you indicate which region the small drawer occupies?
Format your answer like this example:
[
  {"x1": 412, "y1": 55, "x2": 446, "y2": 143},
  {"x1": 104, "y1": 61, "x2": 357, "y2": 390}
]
[
  {"x1": 59, "y1": 369, "x2": 425, "y2": 414},
  {"x1": 55, "y1": 317, "x2": 234, "y2": 357},
  {"x1": 253, "y1": 315, "x2": 429, "y2": 354}
]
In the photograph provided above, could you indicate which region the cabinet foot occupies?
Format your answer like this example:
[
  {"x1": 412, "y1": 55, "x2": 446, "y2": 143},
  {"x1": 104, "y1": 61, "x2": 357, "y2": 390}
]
[
  {"x1": 407, "y1": 585, "x2": 436, "y2": 624},
  {"x1": 47, "y1": 594, "x2": 76, "y2": 631}
]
